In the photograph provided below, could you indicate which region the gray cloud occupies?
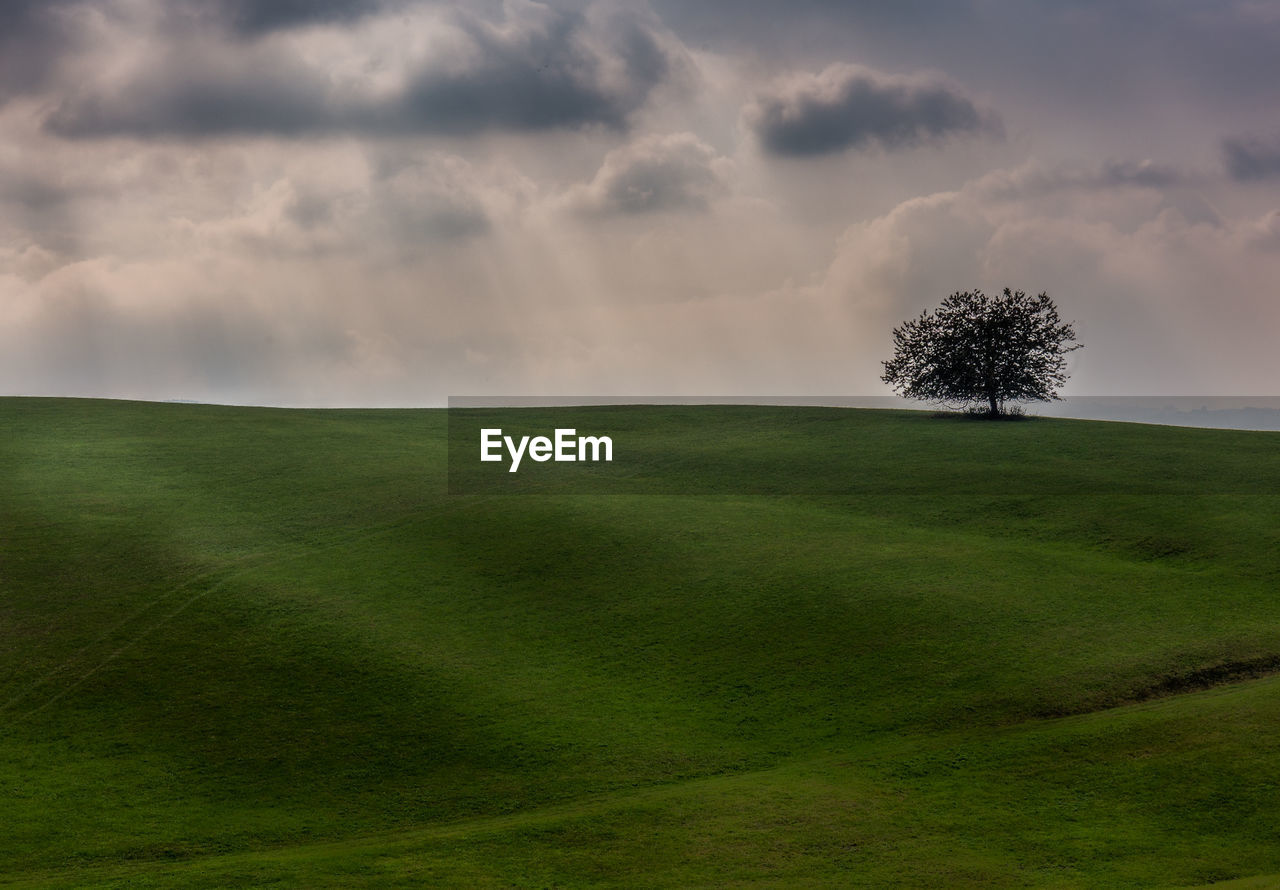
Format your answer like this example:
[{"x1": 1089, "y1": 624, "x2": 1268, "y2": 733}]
[
  {"x1": 167, "y1": 151, "x2": 504, "y2": 260},
  {"x1": 650, "y1": 0, "x2": 974, "y2": 42},
  {"x1": 9, "y1": 0, "x2": 1280, "y2": 406},
  {"x1": 0, "y1": 176, "x2": 73, "y2": 215},
  {"x1": 388, "y1": 9, "x2": 670, "y2": 135},
  {"x1": 976, "y1": 159, "x2": 1191, "y2": 201},
  {"x1": 0, "y1": 0, "x2": 81, "y2": 104},
  {"x1": 2, "y1": 1, "x2": 396, "y2": 111},
  {"x1": 0, "y1": 147, "x2": 113, "y2": 256},
  {"x1": 47, "y1": 49, "x2": 336, "y2": 139},
  {"x1": 45, "y1": 2, "x2": 676, "y2": 140},
  {"x1": 390, "y1": 202, "x2": 490, "y2": 240},
  {"x1": 1222, "y1": 136, "x2": 1280, "y2": 181},
  {"x1": 744, "y1": 63, "x2": 1001, "y2": 158},
  {"x1": 1093, "y1": 159, "x2": 1185, "y2": 189},
  {"x1": 567, "y1": 133, "x2": 726, "y2": 216},
  {"x1": 373, "y1": 160, "x2": 493, "y2": 241},
  {"x1": 209, "y1": 0, "x2": 394, "y2": 35},
  {"x1": 652, "y1": 0, "x2": 1280, "y2": 119},
  {"x1": 971, "y1": 159, "x2": 1221, "y2": 228}
]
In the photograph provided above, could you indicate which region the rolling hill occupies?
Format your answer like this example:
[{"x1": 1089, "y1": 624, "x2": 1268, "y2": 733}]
[{"x1": 2, "y1": 398, "x2": 1279, "y2": 887}]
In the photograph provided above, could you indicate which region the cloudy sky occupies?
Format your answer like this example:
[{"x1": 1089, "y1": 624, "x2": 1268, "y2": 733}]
[{"x1": 2, "y1": 0, "x2": 1279, "y2": 405}]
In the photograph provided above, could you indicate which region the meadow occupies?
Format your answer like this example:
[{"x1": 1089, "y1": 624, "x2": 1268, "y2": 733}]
[{"x1": 2, "y1": 398, "x2": 1279, "y2": 887}]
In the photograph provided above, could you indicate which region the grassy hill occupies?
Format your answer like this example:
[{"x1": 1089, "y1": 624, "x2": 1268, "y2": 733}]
[{"x1": 2, "y1": 397, "x2": 1280, "y2": 888}]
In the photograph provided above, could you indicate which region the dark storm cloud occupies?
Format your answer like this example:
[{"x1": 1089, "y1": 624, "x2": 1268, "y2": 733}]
[
  {"x1": 44, "y1": 3, "x2": 675, "y2": 140},
  {"x1": 1222, "y1": 136, "x2": 1280, "y2": 181},
  {"x1": 745, "y1": 64, "x2": 1000, "y2": 158}
]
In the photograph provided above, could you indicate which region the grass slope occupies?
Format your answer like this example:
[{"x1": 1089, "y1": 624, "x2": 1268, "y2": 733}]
[{"x1": 2, "y1": 398, "x2": 1279, "y2": 887}]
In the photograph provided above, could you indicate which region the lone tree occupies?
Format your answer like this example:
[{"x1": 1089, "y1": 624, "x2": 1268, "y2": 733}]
[{"x1": 881, "y1": 288, "x2": 1081, "y2": 417}]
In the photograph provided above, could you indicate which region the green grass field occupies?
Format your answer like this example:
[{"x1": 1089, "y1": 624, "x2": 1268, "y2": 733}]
[{"x1": 3, "y1": 397, "x2": 1280, "y2": 888}]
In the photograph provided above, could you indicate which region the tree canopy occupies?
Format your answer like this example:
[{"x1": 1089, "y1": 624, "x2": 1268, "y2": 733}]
[{"x1": 881, "y1": 288, "x2": 1081, "y2": 417}]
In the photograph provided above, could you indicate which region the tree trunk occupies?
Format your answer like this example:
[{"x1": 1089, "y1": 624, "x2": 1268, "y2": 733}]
[{"x1": 988, "y1": 392, "x2": 1000, "y2": 417}]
